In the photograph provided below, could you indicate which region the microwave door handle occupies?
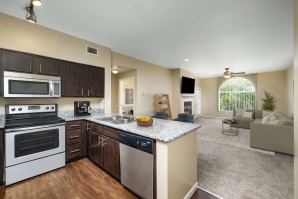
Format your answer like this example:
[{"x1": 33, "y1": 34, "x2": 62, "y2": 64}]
[{"x1": 50, "y1": 81, "x2": 53, "y2": 96}]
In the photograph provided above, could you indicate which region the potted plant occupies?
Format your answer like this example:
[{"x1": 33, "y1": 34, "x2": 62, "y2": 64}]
[{"x1": 261, "y1": 90, "x2": 276, "y2": 111}]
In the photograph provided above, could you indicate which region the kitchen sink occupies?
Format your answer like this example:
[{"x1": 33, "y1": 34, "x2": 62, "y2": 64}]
[{"x1": 95, "y1": 116, "x2": 134, "y2": 124}]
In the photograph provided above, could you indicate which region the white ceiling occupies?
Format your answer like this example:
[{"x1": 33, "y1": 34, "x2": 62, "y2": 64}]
[{"x1": 0, "y1": 0, "x2": 293, "y2": 78}]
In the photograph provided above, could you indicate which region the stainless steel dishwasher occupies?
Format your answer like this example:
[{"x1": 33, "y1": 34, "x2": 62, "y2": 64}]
[{"x1": 119, "y1": 131, "x2": 154, "y2": 199}]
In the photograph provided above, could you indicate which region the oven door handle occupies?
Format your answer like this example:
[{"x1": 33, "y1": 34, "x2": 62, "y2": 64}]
[{"x1": 5, "y1": 123, "x2": 65, "y2": 133}]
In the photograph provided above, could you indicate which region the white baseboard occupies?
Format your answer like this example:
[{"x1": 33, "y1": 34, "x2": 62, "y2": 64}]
[{"x1": 183, "y1": 182, "x2": 198, "y2": 199}]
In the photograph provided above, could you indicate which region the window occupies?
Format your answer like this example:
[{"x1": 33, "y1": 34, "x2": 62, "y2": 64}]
[{"x1": 219, "y1": 77, "x2": 256, "y2": 111}]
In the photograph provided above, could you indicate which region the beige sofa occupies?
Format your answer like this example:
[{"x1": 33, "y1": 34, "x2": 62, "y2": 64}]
[
  {"x1": 231, "y1": 109, "x2": 262, "y2": 129},
  {"x1": 250, "y1": 112, "x2": 294, "y2": 155}
]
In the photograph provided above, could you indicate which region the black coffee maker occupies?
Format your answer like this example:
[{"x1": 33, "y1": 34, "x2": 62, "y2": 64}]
[{"x1": 74, "y1": 101, "x2": 91, "y2": 116}]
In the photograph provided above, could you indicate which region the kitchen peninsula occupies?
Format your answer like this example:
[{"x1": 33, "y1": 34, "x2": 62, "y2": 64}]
[{"x1": 61, "y1": 113, "x2": 200, "y2": 199}]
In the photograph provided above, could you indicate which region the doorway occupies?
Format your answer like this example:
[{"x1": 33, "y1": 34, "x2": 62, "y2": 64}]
[{"x1": 119, "y1": 77, "x2": 135, "y2": 115}]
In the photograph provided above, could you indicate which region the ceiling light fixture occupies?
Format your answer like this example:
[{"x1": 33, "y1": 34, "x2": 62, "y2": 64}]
[
  {"x1": 32, "y1": 0, "x2": 42, "y2": 6},
  {"x1": 26, "y1": 5, "x2": 37, "y2": 23},
  {"x1": 184, "y1": 59, "x2": 189, "y2": 62},
  {"x1": 112, "y1": 65, "x2": 119, "y2": 74}
]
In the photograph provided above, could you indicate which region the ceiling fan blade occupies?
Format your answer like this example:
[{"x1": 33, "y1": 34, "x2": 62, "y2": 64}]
[{"x1": 231, "y1": 72, "x2": 245, "y2": 75}]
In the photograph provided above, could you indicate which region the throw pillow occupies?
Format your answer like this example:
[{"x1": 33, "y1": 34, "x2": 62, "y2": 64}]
[
  {"x1": 243, "y1": 111, "x2": 253, "y2": 119},
  {"x1": 268, "y1": 115, "x2": 277, "y2": 121},
  {"x1": 235, "y1": 109, "x2": 244, "y2": 117},
  {"x1": 268, "y1": 120, "x2": 280, "y2": 125},
  {"x1": 262, "y1": 110, "x2": 272, "y2": 118},
  {"x1": 261, "y1": 116, "x2": 269, "y2": 124}
]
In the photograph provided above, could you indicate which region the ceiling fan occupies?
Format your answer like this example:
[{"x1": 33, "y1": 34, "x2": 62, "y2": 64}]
[{"x1": 222, "y1": 68, "x2": 245, "y2": 78}]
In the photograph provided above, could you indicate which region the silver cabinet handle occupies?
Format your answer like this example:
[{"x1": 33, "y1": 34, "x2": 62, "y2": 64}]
[
  {"x1": 98, "y1": 135, "x2": 102, "y2": 145},
  {"x1": 70, "y1": 135, "x2": 80, "y2": 139},
  {"x1": 86, "y1": 123, "x2": 90, "y2": 131},
  {"x1": 82, "y1": 89, "x2": 84, "y2": 96},
  {"x1": 70, "y1": 149, "x2": 80, "y2": 154},
  {"x1": 101, "y1": 138, "x2": 107, "y2": 147},
  {"x1": 29, "y1": 62, "x2": 32, "y2": 72},
  {"x1": 69, "y1": 124, "x2": 80, "y2": 128},
  {"x1": 88, "y1": 89, "x2": 90, "y2": 97},
  {"x1": 40, "y1": 64, "x2": 42, "y2": 73}
]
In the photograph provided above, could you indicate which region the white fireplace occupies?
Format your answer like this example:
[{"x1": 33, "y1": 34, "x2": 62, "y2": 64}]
[{"x1": 181, "y1": 97, "x2": 194, "y2": 115}]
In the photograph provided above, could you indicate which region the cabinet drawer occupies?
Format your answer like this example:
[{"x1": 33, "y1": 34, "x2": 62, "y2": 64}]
[
  {"x1": 66, "y1": 129, "x2": 84, "y2": 145},
  {"x1": 66, "y1": 121, "x2": 84, "y2": 130},
  {"x1": 91, "y1": 123, "x2": 103, "y2": 134},
  {"x1": 103, "y1": 126, "x2": 118, "y2": 140},
  {"x1": 66, "y1": 145, "x2": 85, "y2": 160}
]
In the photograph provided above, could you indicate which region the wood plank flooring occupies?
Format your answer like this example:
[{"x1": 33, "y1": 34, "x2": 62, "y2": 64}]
[
  {"x1": 0, "y1": 158, "x2": 137, "y2": 199},
  {"x1": 190, "y1": 188, "x2": 221, "y2": 199}
]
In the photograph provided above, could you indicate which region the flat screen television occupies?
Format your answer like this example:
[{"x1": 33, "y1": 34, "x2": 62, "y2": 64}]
[{"x1": 181, "y1": 76, "x2": 195, "y2": 94}]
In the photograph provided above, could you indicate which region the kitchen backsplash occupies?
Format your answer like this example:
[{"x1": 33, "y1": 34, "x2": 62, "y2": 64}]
[
  {"x1": 58, "y1": 109, "x2": 104, "y2": 117},
  {"x1": 0, "y1": 97, "x2": 105, "y2": 114}
]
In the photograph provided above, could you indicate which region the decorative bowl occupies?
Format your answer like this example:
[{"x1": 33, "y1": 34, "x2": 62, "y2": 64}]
[{"x1": 137, "y1": 117, "x2": 153, "y2": 127}]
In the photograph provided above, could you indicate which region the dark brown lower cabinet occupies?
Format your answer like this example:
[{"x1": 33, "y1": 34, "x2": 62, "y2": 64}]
[
  {"x1": 0, "y1": 129, "x2": 3, "y2": 186},
  {"x1": 89, "y1": 130, "x2": 104, "y2": 167},
  {"x1": 66, "y1": 121, "x2": 86, "y2": 161},
  {"x1": 102, "y1": 135, "x2": 120, "y2": 180},
  {"x1": 87, "y1": 123, "x2": 120, "y2": 180}
]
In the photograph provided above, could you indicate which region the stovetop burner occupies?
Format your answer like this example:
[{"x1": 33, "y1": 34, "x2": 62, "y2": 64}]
[{"x1": 5, "y1": 104, "x2": 65, "y2": 130}]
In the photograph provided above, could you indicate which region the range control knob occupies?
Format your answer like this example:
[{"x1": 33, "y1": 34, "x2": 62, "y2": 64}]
[
  {"x1": 46, "y1": 107, "x2": 49, "y2": 110},
  {"x1": 11, "y1": 108, "x2": 16, "y2": 111},
  {"x1": 51, "y1": 106, "x2": 55, "y2": 110},
  {"x1": 18, "y1": 108, "x2": 22, "y2": 111}
]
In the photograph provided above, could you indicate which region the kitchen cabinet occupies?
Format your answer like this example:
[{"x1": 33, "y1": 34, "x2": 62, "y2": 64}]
[
  {"x1": 2, "y1": 50, "x2": 33, "y2": 73},
  {"x1": 88, "y1": 122, "x2": 104, "y2": 167},
  {"x1": 86, "y1": 65, "x2": 105, "y2": 97},
  {"x1": 65, "y1": 121, "x2": 86, "y2": 161},
  {"x1": 33, "y1": 56, "x2": 60, "y2": 76},
  {"x1": 0, "y1": 129, "x2": 3, "y2": 186},
  {"x1": 61, "y1": 62, "x2": 86, "y2": 97},
  {"x1": 102, "y1": 135, "x2": 120, "y2": 180},
  {"x1": 87, "y1": 123, "x2": 120, "y2": 180},
  {"x1": 61, "y1": 62, "x2": 105, "y2": 98},
  {"x1": 2, "y1": 49, "x2": 60, "y2": 76}
]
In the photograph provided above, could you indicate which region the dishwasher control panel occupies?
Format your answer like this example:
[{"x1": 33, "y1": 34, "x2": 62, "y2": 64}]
[{"x1": 118, "y1": 131, "x2": 154, "y2": 154}]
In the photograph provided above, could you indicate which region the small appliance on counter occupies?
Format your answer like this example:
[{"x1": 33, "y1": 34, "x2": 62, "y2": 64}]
[{"x1": 74, "y1": 101, "x2": 91, "y2": 116}]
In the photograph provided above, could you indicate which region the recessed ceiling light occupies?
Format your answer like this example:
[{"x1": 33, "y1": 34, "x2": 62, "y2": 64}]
[{"x1": 184, "y1": 59, "x2": 189, "y2": 62}]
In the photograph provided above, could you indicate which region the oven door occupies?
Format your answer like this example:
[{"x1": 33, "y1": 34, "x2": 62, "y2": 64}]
[{"x1": 5, "y1": 123, "x2": 65, "y2": 167}]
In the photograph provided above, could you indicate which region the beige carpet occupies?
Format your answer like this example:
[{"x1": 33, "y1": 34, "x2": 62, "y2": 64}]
[
  {"x1": 195, "y1": 116, "x2": 293, "y2": 199},
  {"x1": 196, "y1": 116, "x2": 275, "y2": 155}
]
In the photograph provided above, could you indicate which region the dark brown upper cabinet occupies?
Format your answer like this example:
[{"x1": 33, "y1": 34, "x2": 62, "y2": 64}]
[
  {"x1": 2, "y1": 49, "x2": 60, "y2": 76},
  {"x1": 2, "y1": 50, "x2": 33, "y2": 73},
  {"x1": 33, "y1": 56, "x2": 60, "y2": 76},
  {"x1": 86, "y1": 65, "x2": 105, "y2": 98},
  {"x1": 61, "y1": 62, "x2": 86, "y2": 97},
  {"x1": 61, "y1": 61, "x2": 105, "y2": 98}
]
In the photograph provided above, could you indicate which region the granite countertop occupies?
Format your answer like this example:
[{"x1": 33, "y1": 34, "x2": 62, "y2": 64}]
[{"x1": 59, "y1": 112, "x2": 201, "y2": 143}]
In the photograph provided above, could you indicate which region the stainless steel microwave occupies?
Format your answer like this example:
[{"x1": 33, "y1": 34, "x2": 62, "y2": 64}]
[{"x1": 4, "y1": 71, "x2": 61, "y2": 98}]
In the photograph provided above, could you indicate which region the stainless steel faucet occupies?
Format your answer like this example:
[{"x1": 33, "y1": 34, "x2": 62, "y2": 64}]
[{"x1": 114, "y1": 105, "x2": 127, "y2": 118}]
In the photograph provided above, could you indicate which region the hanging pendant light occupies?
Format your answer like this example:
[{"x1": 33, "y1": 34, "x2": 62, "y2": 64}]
[{"x1": 26, "y1": 6, "x2": 37, "y2": 23}]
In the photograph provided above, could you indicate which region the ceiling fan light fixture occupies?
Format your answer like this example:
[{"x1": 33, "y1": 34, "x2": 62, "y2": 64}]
[
  {"x1": 26, "y1": 6, "x2": 37, "y2": 23},
  {"x1": 32, "y1": 0, "x2": 42, "y2": 6}
]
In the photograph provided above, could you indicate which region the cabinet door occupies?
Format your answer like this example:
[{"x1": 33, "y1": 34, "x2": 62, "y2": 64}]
[
  {"x1": 103, "y1": 136, "x2": 120, "y2": 180},
  {"x1": 33, "y1": 57, "x2": 60, "y2": 76},
  {"x1": 61, "y1": 62, "x2": 86, "y2": 97},
  {"x1": 2, "y1": 50, "x2": 33, "y2": 73},
  {"x1": 86, "y1": 66, "x2": 105, "y2": 97},
  {"x1": 90, "y1": 131, "x2": 103, "y2": 167}
]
